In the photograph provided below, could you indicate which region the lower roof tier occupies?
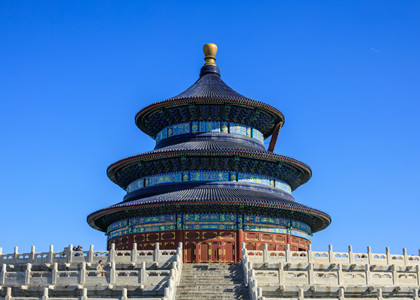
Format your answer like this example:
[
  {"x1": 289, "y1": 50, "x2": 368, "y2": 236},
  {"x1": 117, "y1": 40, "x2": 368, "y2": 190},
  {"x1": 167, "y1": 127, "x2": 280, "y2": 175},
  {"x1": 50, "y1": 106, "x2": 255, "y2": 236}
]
[{"x1": 87, "y1": 182, "x2": 331, "y2": 233}]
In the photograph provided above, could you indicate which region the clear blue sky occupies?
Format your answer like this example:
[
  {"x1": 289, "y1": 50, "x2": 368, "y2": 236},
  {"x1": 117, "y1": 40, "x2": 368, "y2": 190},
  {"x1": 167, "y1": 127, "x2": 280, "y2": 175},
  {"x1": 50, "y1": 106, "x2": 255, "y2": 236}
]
[{"x1": 1, "y1": 1, "x2": 419, "y2": 255}]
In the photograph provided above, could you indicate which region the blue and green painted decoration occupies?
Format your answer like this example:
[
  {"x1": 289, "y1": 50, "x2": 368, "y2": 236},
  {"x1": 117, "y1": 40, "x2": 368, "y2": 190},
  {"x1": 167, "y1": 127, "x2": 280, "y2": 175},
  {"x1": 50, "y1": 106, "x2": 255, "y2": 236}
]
[
  {"x1": 126, "y1": 171, "x2": 292, "y2": 194},
  {"x1": 156, "y1": 121, "x2": 264, "y2": 144},
  {"x1": 107, "y1": 213, "x2": 312, "y2": 240}
]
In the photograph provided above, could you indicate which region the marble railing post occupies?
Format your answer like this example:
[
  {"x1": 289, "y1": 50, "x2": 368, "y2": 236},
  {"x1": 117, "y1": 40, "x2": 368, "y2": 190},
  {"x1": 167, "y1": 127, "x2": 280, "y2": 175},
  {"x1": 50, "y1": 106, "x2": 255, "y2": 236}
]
[
  {"x1": 243, "y1": 261, "x2": 251, "y2": 286},
  {"x1": 307, "y1": 244, "x2": 313, "y2": 263},
  {"x1": 339, "y1": 286, "x2": 345, "y2": 300},
  {"x1": 51, "y1": 263, "x2": 58, "y2": 285},
  {"x1": 81, "y1": 288, "x2": 88, "y2": 300},
  {"x1": 413, "y1": 288, "x2": 419, "y2": 300},
  {"x1": 164, "y1": 287, "x2": 170, "y2": 300},
  {"x1": 1, "y1": 264, "x2": 6, "y2": 285},
  {"x1": 298, "y1": 287, "x2": 304, "y2": 300},
  {"x1": 139, "y1": 261, "x2": 147, "y2": 284},
  {"x1": 88, "y1": 245, "x2": 94, "y2": 263},
  {"x1": 67, "y1": 244, "x2": 73, "y2": 263},
  {"x1": 177, "y1": 242, "x2": 183, "y2": 266},
  {"x1": 80, "y1": 262, "x2": 86, "y2": 284},
  {"x1": 122, "y1": 287, "x2": 128, "y2": 300},
  {"x1": 377, "y1": 287, "x2": 383, "y2": 300},
  {"x1": 109, "y1": 243, "x2": 115, "y2": 263},
  {"x1": 386, "y1": 247, "x2": 391, "y2": 265},
  {"x1": 391, "y1": 264, "x2": 398, "y2": 285},
  {"x1": 365, "y1": 264, "x2": 371, "y2": 285},
  {"x1": 13, "y1": 246, "x2": 18, "y2": 260},
  {"x1": 263, "y1": 243, "x2": 268, "y2": 263},
  {"x1": 167, "y1": 277, "x2": 175, "y2": 299},
  {"x1": 403, "y1": 248, "x2": 408, "y2": 265},
  {"x1": 286, "y1": 244, "x2": 291, "y2": 262},
  {"x1": 328, "y1": 245, "x2": 334, "y2": 263},
  {"x1": 25, "y1": 263, "x2": 32, "y2": 285},
  {"x1": 337, "y1": 264, "x2": 343, "y2": 285},
  {"x1": 416, "y1": 265, "x2": 420, "y2": 286},
  {"x1": 348, "y1": 246, "x2": 354, "y2": 264},
  {"x1": 308, "y1": 262, "x2": 313, "y2": 284},
  {"x1": 249, "y1": 269, "x2": 259, "y2": 300},
  {"x1": 154, "y1": 243, "x2": 160, "y2": 262},
  {"x1": 30, "y1": 246, "x2": 36, "y2": 260},
  {"x1": 278, "y1": 262, "x2": 284, "y2": 285},
  {"x1": 242, "y1": 242, "x2": 247, "y2": 259},
  {"x1": 367, "y1": 246, "x2": 372, "y2": 264},
  {"x1": 41, "y1": 287, "x2": 49, "y2": 300},
  {"x1": 48, "y1": 245, "x2": 54, "y2": 264},
  {"x1": 131, "y1": 243, "x2": 137, "y2": 263},
  {"x1": 110, "y1": 262, "x2": 116, "y2": 284},
  {"x1": 170, "y1": 261, "x2": 177, "y2": 281},
  {"x1": 5, "y1": 287, "x2": 12, "y2": 300}
]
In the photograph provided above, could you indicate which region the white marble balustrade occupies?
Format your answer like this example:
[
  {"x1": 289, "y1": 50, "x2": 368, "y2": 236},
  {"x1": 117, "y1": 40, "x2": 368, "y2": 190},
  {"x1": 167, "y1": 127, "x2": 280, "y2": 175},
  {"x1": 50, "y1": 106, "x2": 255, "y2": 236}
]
[
  {"x1": 0, "y1": 243, "x2": 178, "y2": 266},
  {"x1": 241, "y1": 243, "x2": 420, "y2": 300},
  {"x1": 243, "y1": 244, "x2": 420, "y2": 266},
  {"x1": 0, "y1": 243, "x2": 183, "y2": 300}
]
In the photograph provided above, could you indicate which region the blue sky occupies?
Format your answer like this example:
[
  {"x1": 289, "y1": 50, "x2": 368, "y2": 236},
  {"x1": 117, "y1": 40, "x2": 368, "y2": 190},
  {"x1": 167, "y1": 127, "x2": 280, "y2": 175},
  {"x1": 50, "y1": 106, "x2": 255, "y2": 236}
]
[{"x1": 0, "y1": 1, "x2": 419, "y2": 255}]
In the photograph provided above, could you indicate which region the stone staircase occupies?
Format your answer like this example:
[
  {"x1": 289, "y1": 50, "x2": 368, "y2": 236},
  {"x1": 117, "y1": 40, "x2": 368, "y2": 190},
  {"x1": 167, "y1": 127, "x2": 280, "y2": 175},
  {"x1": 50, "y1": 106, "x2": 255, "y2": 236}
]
[{"x1": 176, "y1": 263, "x2": 250, "y2": 300}]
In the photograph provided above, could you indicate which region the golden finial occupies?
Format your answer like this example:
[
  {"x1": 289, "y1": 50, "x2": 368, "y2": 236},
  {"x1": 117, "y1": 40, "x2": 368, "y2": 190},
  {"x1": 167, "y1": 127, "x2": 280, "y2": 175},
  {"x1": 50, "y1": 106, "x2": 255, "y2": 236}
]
[{"x1": 203, "y1": 43, "x2": 218, "y2": 66}]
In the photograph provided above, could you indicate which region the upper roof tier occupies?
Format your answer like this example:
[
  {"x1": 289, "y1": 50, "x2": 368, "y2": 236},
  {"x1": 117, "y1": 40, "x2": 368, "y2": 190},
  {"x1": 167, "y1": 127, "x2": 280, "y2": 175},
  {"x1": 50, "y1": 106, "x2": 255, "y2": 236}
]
[{"x1": 135, "y1": 44, "x2": 284, "y2": 139}]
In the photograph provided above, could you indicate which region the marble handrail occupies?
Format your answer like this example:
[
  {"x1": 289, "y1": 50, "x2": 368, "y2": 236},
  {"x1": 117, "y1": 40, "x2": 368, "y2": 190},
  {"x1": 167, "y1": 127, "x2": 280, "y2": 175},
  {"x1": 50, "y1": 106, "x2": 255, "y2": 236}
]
[
  {"x1": 0, "y1": 243, "x2": 183, "y2": 300},
  {"x1": 241, "y1": 243, "x2": 420, "y2": 300},
  {"x1": 242, "y1": 243, "x2": 420, "y2": 266},
  {"x1": 0, "y1": 243, "x2": 178, "y2": 265}
]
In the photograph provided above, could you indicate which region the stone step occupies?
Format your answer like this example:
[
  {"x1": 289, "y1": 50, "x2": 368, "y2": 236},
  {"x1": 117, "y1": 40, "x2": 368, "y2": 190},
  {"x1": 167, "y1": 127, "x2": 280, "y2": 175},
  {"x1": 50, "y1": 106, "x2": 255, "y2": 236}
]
[
  {"x1": 176, "y1": 294, "x2": 249, "y2": 300},
  {"x1": 178, "y1": 281, "x2": 244, "y2": 285},
  {"x1": 176, "y1": 263, "x2": 249, "y2": 299},
  {"x1": 180, "y1": 274, "x2": 242, "y2": 278},
  {"x1": 183, "y1": 264, "x2": 239, "y2": 270},
  {"x1": 181, "y1": 274, "x2": 242, "y2": 278},
  {"x1": 176, "y1": 292, "x2": 248, "y2": 296},
  {"x1": 182, "y1": 269, "x2": 242, "y2": 273},
  {"x1": 176, "y1": 295, "x2": 249, "y2": 300},
  {"x1": 181, "y1": 270, "x2": 242, "y2": 274},
  {"x1": 177, "y1": 284, "x2": 247, "y2": 289}
]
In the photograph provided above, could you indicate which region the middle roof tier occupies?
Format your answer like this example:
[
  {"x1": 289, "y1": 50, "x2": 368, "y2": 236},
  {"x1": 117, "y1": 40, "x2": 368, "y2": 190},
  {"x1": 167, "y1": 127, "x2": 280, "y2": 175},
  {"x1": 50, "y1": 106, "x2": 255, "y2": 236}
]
[{"x1": 107, "y1": 145, "x2": 311, "y2": 192}]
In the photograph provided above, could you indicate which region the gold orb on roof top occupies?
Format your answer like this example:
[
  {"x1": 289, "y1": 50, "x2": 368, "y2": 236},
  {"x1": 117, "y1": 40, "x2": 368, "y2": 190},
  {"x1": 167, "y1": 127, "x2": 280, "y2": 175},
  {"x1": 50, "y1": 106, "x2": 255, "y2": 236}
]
[{"x1": 203, "y1": 43, "x2": 218, "y2": 66}]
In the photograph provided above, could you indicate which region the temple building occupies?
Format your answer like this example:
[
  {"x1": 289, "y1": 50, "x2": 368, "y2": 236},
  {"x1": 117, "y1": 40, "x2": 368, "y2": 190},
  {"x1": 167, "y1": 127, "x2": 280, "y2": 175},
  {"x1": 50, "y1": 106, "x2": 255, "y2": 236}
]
[
  {"x1": 2, "y1": 44, "x2": 418, "y2": 300},
  {"x1": 87, "y1": 43, "x2": 331, "y2": 263}
]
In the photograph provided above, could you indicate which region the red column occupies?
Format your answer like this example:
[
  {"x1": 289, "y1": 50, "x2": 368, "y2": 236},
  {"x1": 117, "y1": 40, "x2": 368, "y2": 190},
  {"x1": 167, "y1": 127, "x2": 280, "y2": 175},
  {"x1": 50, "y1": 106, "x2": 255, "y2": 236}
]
[{"x1": 237, "y1": 230, "x2": 244, "y2": 262}]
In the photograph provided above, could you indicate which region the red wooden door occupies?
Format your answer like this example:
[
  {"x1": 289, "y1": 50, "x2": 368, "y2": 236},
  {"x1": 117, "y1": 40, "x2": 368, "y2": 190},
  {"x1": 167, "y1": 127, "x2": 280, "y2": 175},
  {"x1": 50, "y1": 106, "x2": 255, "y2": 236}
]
[
  {"x1": 184, "y1": 242, "x2": 196, "y2": 263},
  {"x1": 198, "y1": 243, "x2": 210, "y2": 263},
  {"x1": 224, "y1": 242, "x2": 235, "y2": 263},
  {"x1": 210, "y1": 242, "x2": 220, "y2": 262}
]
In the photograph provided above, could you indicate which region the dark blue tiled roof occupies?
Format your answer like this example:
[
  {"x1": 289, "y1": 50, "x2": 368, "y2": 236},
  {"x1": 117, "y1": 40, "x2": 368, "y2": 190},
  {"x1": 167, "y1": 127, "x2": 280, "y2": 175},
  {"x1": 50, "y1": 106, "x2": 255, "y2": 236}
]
[
  {"x1": 135, "y1": 65, "x2": 284, "y2": 138},
  {"x1": 167, "y1": 66, "x2": 256, "y2": 102},
  {"x1": 87, "y1": 182, "x2": 331, "y2": 233},
  {"x1": 155, "y1": 134, "x2": 265, "y2": 152}
]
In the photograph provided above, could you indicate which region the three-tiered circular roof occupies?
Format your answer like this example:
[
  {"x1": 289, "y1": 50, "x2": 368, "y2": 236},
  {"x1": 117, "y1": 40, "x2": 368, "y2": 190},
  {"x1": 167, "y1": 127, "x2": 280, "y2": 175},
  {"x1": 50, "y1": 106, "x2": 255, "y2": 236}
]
[{"x1": 87, "y1": 43, "x2": 331, "y2": 235}]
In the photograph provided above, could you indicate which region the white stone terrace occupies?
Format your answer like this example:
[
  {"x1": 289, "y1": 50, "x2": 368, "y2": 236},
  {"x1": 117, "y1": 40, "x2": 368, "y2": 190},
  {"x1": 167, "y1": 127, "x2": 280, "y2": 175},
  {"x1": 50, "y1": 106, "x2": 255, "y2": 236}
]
[
  {"x1": 242, "y1": 244, "x2": 420, "y2": 300},
  {"x1": 0, "y1": 243, "x2": 183, "y2": 300}
]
